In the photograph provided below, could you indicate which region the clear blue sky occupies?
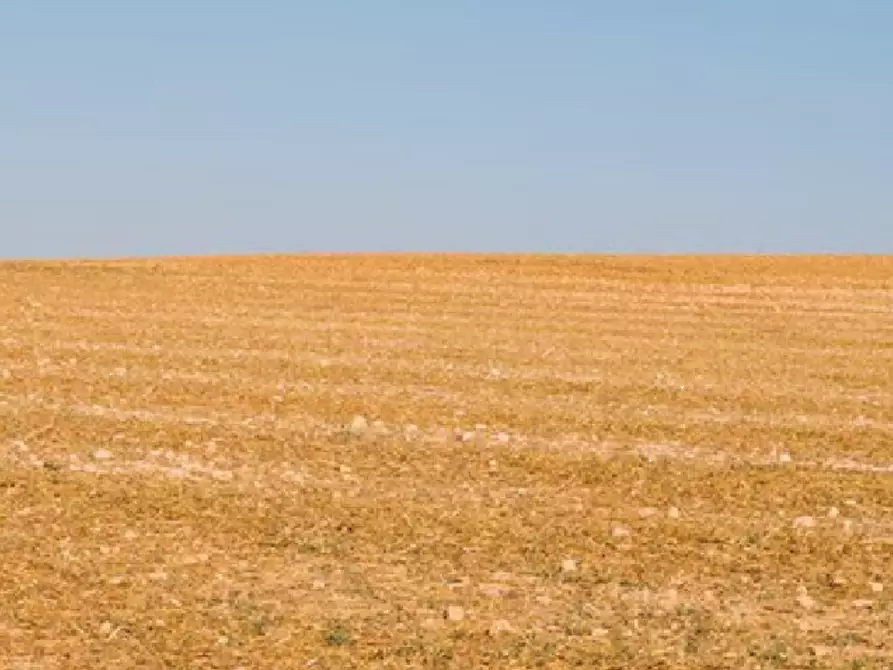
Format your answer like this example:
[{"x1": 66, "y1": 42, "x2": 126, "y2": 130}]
[{"x1": 2, "y1": 2, "x2": 891, "y2": 258}]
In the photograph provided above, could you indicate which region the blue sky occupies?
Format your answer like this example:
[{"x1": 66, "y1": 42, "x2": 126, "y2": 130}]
[{"x1": 2, "y1": 2, "x2": 891, "y2": 257}]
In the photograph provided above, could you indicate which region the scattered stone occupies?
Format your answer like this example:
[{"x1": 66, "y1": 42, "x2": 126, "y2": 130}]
[
  {"x1": 479, "y1": 583, "x2": 510, "y2": 598},
  {"x1": 591, "y1": 627, "x2": 610, "y2": 638},
  {"x1": 561, "y1": 559, "x2": 578, "y2": 573},
  {"x1": 461, "y1": 430, "x2": 475, "y2": 443},
  {"x1": 488, "y1": 619, "x2": 515, "y2": 636},
  {"x1": 339, "y1": 464, "x2": 351, "y2": 474},
  {"x1": 445, "y1": 605, "x2": 465, "y2": 622},
  {"x1": 870, "y1": 581, "x2": 884, "y2": 594},
  {"x1": 844, "y1": 499, "x2": 857, "y2": 507},
  {"x1": 347, "y1": 415, "x2": 368, "y2": 436},
  {"x1": 793, "y1": 515, "x2": 816, "y2": 529},
  {"x1": 311, "y1": 580, "x2": 326, "y2": 591},
  {"x1": 852, "y1": 599, "x2": 874, "y2": 609},
  {"x1": 842, "y1": 520, "x2": 854, "y2": 533},
  {"x1": 658, "y1": 588, "x2": 680, "y2": 610},
  {"x1": 535, "y1": 595, "x2": 552, "y2": 606},
  {"x1": 638, "y1": 507, "x2": 658, "y2": 518},
  {"x1": 667, "y1": 506, "x2": 681, "y2": 519},
  {"x1": 612, "y1": 525, "x2": 631, "y2": 538},
  {"x1": 445, "y1": 576, "x2": 468, "y2": 589},
  {"x1": 810, "y1": 645, "x2": 833, "y2": 659},
  {"x1": 796, "y1": 585, "x2": 815, "y2": 610},
  {"x1": 371, "y1": 420, "x2": 389, "y2": 436},
  {"x1": 495, "y1": 432, "x2": 510, "y2": 444},
  {"x1": 778, "y1": 452, "x2": 792, "y2": 464},
  {"x1": 99, "y1": 622, "x2": 113, "y2": 637},
  {"x1": 827, "y1": 506, "x2": 840, "y2": 519}
]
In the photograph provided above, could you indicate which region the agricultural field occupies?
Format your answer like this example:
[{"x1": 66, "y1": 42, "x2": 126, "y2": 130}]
[{"x1": 1, "y1": 254, "x2": 892, "y2": 669}]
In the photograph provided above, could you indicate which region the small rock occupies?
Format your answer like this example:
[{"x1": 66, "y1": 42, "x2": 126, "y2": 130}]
[
  {"x1": 842, "y1": 519, "x2": 854, "y2": 533},
  {"x1": 796, "y1": 585, "x2": 815, "y2": 609},
  {"x1": 99, "y1": 621, "x2": 113, "y2": 636},
  {"x1": 311, "y1": 579, "x2": 326, "y2": 590},
  {"x1": 488, "y1": 619, "x2": 514, "y2": 636},
  {"x1": 535, "y1": 595, "x2": 552, "y2": 606},
  {"x1": 348, "y1": 415, "x2": 368, "y2": 436},
  {"x1": 371, "y1": 420, "x2": 389, "y2": 436},
  {"x1": 612, "y1": 525, "x2": 631, "y2": 538},
  {"x1": 461, "y1": 431, "x2": 475, "y2": 443},
  {"x1": 656, "y1": 588, "x2": 680, "y2": 610},
  {"x1": 339, "y1": 464, "x2": 351, "y2": 474},
  {"x1": 92, "y1": 448, "x2": 114, "y2": 460},
  {"x1": 810, "y1": 645, "x2": 833, "y2": 658},
  {"x1": 403, "y1": 423, "x2": 420, "y2": 438},
  {"x1": 495, "y1": 432, "x2": 510, "y2": 444},
  {"x1": 561, "y1": 559, "x2": 577, "y2": 573},
  {"x1": 793, "y1": 515, "x2": 816, "y2": 529},
  {"x1": 844, "y1": 499, "x2": 857, "y2": 507},
  {"x1": 479, "y1": 583, "x2": 510, "y2": 598},
  {"x1": 445, "y1": 605, "x2": 465, "y2": 622},
  {"x1": 638, "y1": 507, "x2": 658, "y2": 518},
  {"x1": 797, "y1": 596, "x2": 815, "y2": 610},
  {"x1": 827, "y1": 506, "x2": 840, "y2": 519},
  {"x1": 852, "y1": 599, "x2": 874, "y2": 609},
  {"x1": 831, "y1": 574, "x2": 848, "y2": 587},
  {"x1": 870, "y1": 581, "x2": 884, "y2": 594},
  {"x1": 667, "y1": 506, "x2": 681, "y2": 519},
  {"x1": 591, "y1": 627, "x2": 610, "y2": 638},
  {"x1": 778, "y1": 452, "x2": 792, "y2": 464}
]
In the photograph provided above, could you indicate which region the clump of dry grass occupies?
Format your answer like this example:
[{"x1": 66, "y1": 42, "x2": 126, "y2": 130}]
[{"x1": 1, "y1": 254, "x2": 892, "y2": 668}]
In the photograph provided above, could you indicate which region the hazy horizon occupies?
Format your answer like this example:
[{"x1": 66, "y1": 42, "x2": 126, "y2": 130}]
[{"x1": 3, "y1": 3, "x2": 892, "y2": 259}]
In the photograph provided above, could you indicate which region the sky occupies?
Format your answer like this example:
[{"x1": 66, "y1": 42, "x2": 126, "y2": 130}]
[{"x1": 2, "y1": 2, "x2": 892, "y2": 258}]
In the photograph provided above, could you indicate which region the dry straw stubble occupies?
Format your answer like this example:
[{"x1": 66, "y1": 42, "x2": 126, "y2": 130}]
[{"x1": 1, "y1": 254, "x2": 892, "y2": 668}]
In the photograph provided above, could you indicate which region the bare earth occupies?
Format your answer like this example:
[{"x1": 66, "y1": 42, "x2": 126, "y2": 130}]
[{"x1": 1, "y1": 254, "x2": 892, "y2": 669}]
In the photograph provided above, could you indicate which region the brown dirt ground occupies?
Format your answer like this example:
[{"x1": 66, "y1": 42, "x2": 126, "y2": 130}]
[{"x1": 1, "y1": 254, "x2": 892, "y2": 669}]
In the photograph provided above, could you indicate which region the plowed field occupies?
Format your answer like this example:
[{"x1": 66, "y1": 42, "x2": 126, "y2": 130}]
[{"x1": 1, "y1": 255, "x2": 892, "y2": 669}]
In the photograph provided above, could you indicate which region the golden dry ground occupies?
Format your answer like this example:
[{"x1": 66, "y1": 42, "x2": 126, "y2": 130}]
[{"x1": 1, "y1": 254, "x2": 892, "y2": 669}]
